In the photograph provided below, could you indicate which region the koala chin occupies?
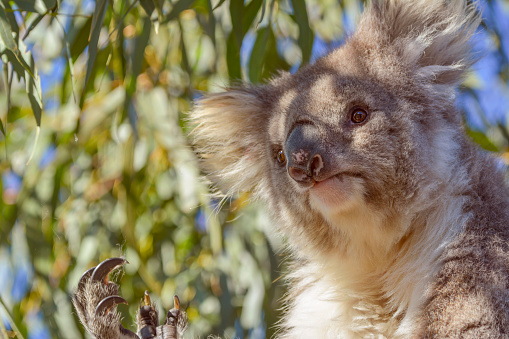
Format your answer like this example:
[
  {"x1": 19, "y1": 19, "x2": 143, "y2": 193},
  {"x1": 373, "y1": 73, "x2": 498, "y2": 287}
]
[{"x1": 191, "y1": 0, "x2": 509, "y2": 338}]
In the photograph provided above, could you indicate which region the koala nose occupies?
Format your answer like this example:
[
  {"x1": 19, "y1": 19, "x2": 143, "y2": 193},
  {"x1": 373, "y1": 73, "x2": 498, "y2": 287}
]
[
  {"x1": 286, "y1": 123, "x2": 325, "y2": 184},
  {"x1": 288, "y1": 154, "x2": 324, "y2": 183}
]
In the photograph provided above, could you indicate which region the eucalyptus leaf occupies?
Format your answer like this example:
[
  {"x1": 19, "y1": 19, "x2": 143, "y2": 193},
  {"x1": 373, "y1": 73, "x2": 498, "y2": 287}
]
[
  {"x1": 242, "y1": 0, "x2": 263, "y2": 34},
  {"x1": 84, "y1": 0, "x2": 110, "y2": 90},
  {"x1": 226, "y1": 32, "x2": 241, "y2": 81},
  {"x1": 140, "y1": 0, "x2": 155, "y2": 16},
  {"x1": 11, "y1": 0, "x2": 46, "y2": 13},
  {"x1": 42, "y1": 0, "x2": 57, "y2": 10},
  {"x1": 22, "y1": 12, "x2": 46, "y2": 41},
  {"x1": 291, "y1": 0, "x2": 313, "y2": 64},
  {"x1": 69, "y1": 17, "x2": 92, "y2": 61},
  {"x1": 213, "y1": 0, "x2": 226, "y2": 11},
  {"x1": 161, "y1": 0, "x2": 196, "y2": 24},
  {"x1": 229, "y1": 0, "x2": 243, "y2": 47},
  {"x1": 26, "y1": 67, "x2": 43, "y2": 127},
  {"x1": 0, "y1": 117, "x2": 5, "y2": 136},
  {"x1": 0, "y1": 5, "x2": 17, "y2": 51},
  {"x1": 249, "y1": 27, "x2": 269, "y2": 83}
]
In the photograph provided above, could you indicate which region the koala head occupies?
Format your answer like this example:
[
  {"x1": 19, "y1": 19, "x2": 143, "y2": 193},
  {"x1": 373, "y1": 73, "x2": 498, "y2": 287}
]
[{"x1": 191, "y1": 0, "x2": 480, "y2": 261}]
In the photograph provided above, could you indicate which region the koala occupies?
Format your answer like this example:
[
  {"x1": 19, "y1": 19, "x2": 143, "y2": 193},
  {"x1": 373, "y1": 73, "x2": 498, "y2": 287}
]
[
  {"x1": 190, "y1": 0, "x2": 509, "y2": 338},
  {"x1": 72, "y1": 257, "x2": 188, "y2": 339}
]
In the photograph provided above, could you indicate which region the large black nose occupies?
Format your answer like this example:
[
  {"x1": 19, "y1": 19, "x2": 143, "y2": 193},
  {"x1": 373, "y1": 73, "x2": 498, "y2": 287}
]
[{"x1": 285, "y1": 124, "x2": 325, "y2": 184}]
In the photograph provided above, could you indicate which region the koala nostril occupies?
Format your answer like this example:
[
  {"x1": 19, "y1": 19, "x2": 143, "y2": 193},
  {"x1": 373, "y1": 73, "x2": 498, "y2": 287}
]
[
  {"x1": 288, "y1": 167, "x2": 311, "y2": 183},
  {"x1": 288, "y1": 154, "x2": 324, "y2": 183},
  {"x1": 310, "y1": 154, "x2": 323, "y2": 177}
]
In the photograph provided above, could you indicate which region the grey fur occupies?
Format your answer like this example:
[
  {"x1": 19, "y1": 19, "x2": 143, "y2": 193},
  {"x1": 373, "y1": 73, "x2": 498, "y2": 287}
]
[{"x1": 191, "y1": 0, "x2": 509, "y2": 337}]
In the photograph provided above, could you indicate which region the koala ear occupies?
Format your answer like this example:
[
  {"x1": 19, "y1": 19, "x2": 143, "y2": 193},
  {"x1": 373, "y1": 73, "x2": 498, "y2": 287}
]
[
  {"x1": 190, "y1": 88, "x2": 269, "y2": 196},
  {"x1": 354, "y1": 0, "x2": 480, "y2": 86}
]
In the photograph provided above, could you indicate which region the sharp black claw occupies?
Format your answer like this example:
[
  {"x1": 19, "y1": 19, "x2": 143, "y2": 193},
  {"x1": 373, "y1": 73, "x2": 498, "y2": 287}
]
[
  {"x1": 95, "y1": 295, "x2": 128, "y2": 316},
  {"x1": 91, "y1": 257, "x2": 127, "y2": 284},
  {"x1": 77, "y1": 266, "x2": 96, "y2": 291}
]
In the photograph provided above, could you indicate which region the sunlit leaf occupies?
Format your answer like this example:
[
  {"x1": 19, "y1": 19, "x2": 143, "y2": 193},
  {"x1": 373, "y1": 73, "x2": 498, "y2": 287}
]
[
  {"x1": 256, "y1": 0, "x2": 266, "y2": 28},
  {"x1": 22, "y1": 12, "x2": 46, "y2": 40}
]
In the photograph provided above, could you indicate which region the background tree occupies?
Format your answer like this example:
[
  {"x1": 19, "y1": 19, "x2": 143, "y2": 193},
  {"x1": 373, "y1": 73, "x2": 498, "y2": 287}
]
[{"x1": 0, "y1": 0, "x2": 508, "y2": 338}]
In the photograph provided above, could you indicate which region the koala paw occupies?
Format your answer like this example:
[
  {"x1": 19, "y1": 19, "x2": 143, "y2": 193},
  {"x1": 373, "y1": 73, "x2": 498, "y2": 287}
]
[{"x1": 73, "y1": 257, "x2": 188, "y2": 339}]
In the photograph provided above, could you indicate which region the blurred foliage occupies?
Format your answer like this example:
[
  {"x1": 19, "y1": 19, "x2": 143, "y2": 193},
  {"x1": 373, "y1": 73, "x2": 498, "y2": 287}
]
[{"x1": 0, "y1": 0, "x2": 508, "y2": 338}]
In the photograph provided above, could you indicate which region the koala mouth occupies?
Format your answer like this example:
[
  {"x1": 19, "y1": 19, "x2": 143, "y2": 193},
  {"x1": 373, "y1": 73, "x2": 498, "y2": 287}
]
[{"x1": 308, "y1": 173, "x2": 365, "y2": 215}]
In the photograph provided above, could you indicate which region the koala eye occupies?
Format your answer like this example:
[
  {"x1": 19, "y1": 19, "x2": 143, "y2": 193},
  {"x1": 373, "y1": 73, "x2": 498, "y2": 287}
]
[
  {"x1": 276, "y1": 150, "x2": 287, "y2": 165},
  {"x1": 351, "y1": 109, "x2": 368, "y2": 124}
]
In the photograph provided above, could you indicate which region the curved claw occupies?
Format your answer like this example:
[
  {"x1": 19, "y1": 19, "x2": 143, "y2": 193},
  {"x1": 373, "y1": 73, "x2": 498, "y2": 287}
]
[
  {"x1": 166, "y1": 296, "x2": 182, "y2": 326},
  {"x1": 95, "y1": 295, "x2": 128, "y2": 316},
  {"x1": 173, "y1": 295, "x2": 180, "y2": 310},
  {"x1": 77, "y1": 266, "x2": 96, "y2": 291},
  {"x1": 144, "y1": 290, "x2": 151, "y2": 306},
  {"x1": 91, "y1": 257, "x2": 127, "y2": 284}
]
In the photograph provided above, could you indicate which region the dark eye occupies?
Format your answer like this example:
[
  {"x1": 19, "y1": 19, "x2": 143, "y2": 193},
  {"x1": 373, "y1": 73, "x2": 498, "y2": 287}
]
[
  {"x1": 276, "y1": 150, "x2": 286, "y2": 165},
  {"x1": 351, "y1": 109, "x2": 368, "y2": 124}
]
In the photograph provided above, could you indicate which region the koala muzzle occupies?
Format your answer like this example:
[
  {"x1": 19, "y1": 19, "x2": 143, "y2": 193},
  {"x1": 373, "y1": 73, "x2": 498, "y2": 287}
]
[{"x1": 286, "y1": 123, "x2": 325, "y2": 184}]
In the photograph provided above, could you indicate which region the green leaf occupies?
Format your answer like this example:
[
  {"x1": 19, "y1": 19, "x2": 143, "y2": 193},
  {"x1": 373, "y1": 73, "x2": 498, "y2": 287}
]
[
  {"x1": 22, "y1": 12, "x2": 45, "y2": 40},
  {"x1": 249, "y1": 27, "x2": 289, "y2": 83},
  {"x1": 229, "y1": 0, "x2": 243, "y2": 47},
  {"x1": 128, "y1": 16, "x2": 151, "y2": 95},
  {"x1": 140, "y1": 0, "x2": 155, "y2": 17},
  {"x1": 291, "y1": 0, "x2": 313, "y2": 64},
  {"x1": 123, "y1": 16, "x2": 151, "y2": 132},
  {"x1": 213, "y1": 0, "x2": 226, "y2": 11},
  {"x1": 42, "y1": 0, "x2": 57, "y2": 10},
  {"x1": 0, "y1": 117, "x2": 5, "y2": 136},
  {"x1": 242, "y1": 0, "x2": 263, "y2": 34},
  {"x1": 25, "y1": 52, "x2": 43, "y2": 126},
  {"x1": 467, "y1": 128, "x2": 499, "y2": 152},
  {"x1": 256, "y1": 0, "x2": 266, "y2": 28},
  {"x1": 0, "y1": 5, "x2": 17, "y2": 50},
  {"x1": 161, "y1": 0, "x2": 196, "y2": 24},
  {"x1": 248, "y1": 27, "x2": 269, "y2": 83},
  {"x1": 69, "y1": 18, "x2": 92, "y2": 61},
  {"x1": 84, "y1": 0, "x2": 110, "y2": 90},
  {"x1": 226, "y1": 31, "x2": 241, "y2": 81},
  {"x1": 11, "y1": 0, "x2": 46, "y2": 13},
  {"x1": 69, "y1": 17, "x2": 92, "y2": 61}
]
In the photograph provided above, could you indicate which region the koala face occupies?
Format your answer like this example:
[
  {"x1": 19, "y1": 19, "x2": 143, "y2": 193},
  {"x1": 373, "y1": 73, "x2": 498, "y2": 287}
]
[
  {"x1": 191, "y1": 0, "x2": 476, "y2": 260},
  {"x1": 251, "y1": 50, "x2": 460, "y2": 258}
]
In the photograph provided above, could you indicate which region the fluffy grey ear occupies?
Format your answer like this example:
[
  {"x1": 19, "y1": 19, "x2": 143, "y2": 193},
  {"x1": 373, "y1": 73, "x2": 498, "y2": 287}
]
[
  {"x1": 354, "y1": 0, "x2": 481, "y2": 86},
  {"x1": 189, "y1": 88, "x2": 268, "y2": 196}
]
